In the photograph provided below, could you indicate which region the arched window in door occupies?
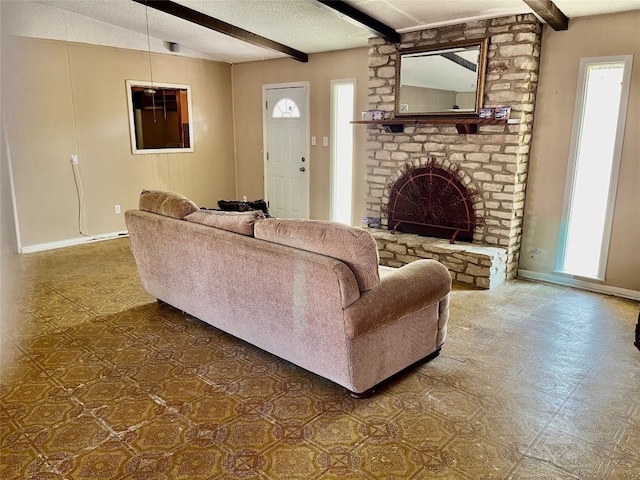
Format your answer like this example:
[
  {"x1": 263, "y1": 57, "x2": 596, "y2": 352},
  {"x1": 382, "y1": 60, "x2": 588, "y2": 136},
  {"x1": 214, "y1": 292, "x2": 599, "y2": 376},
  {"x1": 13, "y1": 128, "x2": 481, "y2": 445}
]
[{"x1": 272, "y1": 98, "x2": 300, "y2": 118}]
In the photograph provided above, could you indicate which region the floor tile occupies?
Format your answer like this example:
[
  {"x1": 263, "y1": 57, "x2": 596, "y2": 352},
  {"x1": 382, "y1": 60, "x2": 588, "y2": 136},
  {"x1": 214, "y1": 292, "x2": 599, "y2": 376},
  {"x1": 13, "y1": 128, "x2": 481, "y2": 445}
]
[
  {"x1": 2, "y1": 237, "x2": 639, "y2": 479},
  {"x1": 602, "y1": 452, "x2": 640, "y2": 480},
  {"x1": 508, "y1": 456, "x2": 581, "y2": 479},
  {"x1": 352, "y1": 440, "x2": 422, "y2": 478},
  {"x1": 0, "y1": 449, "x2": 64, "y2": 480},
  {"x1": 167, "y1": 445, "x2": 227, "y2": 480},
  {"x1": 42, "y1": 416, "x2": 111, "y2": 454},
  {"x1": 552, "y1": 398, "x2": 630, "y2": 451},
  {"x1": 464, "y1": 407, "x2": 548, "y2": 452},
  {"x1": 67, "y1": 445, "x2": 134, "y2": 480},
  {"x1": 436, "y1": 435, "x2": 522, "y2": 478},
  {"x1": 262, "y1": 443, "x2": 326, "y2": 479},
  {"x1": 526, "y1": 427, "x2": 611, "y2": 478}
]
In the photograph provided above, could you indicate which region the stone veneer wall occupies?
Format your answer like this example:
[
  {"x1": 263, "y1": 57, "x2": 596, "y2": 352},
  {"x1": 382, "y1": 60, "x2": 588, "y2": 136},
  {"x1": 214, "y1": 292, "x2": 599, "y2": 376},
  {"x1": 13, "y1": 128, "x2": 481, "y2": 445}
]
[{"x1": 365, "y1": 14, "x2": 542, "y2": 278}]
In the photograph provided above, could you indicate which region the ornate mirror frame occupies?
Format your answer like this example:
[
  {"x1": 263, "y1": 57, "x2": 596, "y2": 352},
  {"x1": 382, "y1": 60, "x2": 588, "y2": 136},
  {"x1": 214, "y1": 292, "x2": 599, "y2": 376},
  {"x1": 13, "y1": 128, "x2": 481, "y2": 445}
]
[{"x1": 395, "y1": 38, "x2": 489, "y2": 117}]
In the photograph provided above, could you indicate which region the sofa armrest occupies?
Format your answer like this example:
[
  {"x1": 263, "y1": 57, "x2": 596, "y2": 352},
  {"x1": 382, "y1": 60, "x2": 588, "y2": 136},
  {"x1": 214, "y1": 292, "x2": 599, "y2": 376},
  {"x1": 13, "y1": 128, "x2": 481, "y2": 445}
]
[{"x1": 344, "y1": 259, "x2": 451, "y2": 338}]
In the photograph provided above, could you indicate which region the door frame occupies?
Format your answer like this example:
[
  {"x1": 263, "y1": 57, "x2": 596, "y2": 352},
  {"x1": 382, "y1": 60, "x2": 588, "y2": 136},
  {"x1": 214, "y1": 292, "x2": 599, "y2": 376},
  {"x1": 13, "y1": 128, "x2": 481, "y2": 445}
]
[{"x1": 262, "y1": 81, "x2": 310, "y2": 219}]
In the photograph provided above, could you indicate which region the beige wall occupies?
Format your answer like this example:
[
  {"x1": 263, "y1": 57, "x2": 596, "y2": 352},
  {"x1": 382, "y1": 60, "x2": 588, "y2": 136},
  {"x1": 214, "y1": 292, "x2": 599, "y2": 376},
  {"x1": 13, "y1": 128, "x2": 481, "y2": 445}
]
[
  {"x1": 3, "y1": 36, "x2": 235, "y2": 249},
  {"x1": 1, "y1": 133, "x2": 19, "y2": 364},
  {"x1": 522, "y1": 11, "x2": 640, "y2": 292},
  {"x1": 4, "y1": 11, "x2": 637, "y2": 294},
  {"x1": 231, "y1": 48, "x2": 369, "y2": 223}
]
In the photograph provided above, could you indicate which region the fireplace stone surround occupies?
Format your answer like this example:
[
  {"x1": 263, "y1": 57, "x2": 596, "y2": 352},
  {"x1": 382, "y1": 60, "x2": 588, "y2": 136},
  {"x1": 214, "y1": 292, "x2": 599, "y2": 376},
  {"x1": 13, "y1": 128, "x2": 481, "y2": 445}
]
[{"x1": 363, "y1": 14, "x2": 542, "y2": 286}]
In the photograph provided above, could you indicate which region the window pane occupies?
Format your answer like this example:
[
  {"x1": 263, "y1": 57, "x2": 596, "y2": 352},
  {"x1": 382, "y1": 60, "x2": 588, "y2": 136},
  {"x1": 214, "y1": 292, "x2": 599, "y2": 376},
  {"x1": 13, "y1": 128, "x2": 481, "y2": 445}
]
[
  {"x1": 331, "y1": 81, "x2": 355, "y2": 225},
  {"x1": 560, "y1": 61, "x2": 627, "y2": 279},
  {"x1": 272, "y1": 98, "x2": 300, "y2": 118}
]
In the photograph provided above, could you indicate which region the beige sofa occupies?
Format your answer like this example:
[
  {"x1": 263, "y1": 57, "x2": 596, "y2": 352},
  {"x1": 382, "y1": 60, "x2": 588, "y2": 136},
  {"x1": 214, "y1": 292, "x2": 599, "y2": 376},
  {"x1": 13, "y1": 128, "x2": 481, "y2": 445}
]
[{"x1": 125, "y1": 190, "x2": 452, "y2": 396}]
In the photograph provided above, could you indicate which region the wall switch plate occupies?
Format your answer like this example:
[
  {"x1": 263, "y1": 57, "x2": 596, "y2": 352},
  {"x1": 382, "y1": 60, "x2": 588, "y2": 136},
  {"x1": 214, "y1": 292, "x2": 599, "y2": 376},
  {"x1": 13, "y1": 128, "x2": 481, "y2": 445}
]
[
  {"x1": 311, "y1": 136, "x2": 316, "y2": 146},
  {"x1": 114, "y1": 205, "x2": 121, "y2": 214},
  {"x1": 323, "y1": 137, "x2": 329, "y2": 147},
  {"x1": 71, "y1": 155, "x2": 78, "y2": 164}
]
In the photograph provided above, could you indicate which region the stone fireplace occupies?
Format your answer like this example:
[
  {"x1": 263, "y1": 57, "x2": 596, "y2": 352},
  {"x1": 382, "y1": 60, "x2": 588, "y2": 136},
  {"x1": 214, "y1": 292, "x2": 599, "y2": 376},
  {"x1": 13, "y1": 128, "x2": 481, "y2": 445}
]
[{"x1": 363, "y1": 14, "x2": 542, "y2": 287}]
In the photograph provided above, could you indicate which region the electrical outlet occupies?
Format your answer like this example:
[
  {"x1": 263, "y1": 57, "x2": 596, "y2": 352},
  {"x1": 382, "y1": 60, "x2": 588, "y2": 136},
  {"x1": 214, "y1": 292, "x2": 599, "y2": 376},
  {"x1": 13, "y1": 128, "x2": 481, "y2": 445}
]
[
  {"x1": 71, "y1": 154, "x2": 78, "y2": 164},
  {"x1": 242, "y1": 196, "x2": 247, "y2": 202},
  {"x1": 114, "y1": 205, "x2": 121, "y2": 214}
]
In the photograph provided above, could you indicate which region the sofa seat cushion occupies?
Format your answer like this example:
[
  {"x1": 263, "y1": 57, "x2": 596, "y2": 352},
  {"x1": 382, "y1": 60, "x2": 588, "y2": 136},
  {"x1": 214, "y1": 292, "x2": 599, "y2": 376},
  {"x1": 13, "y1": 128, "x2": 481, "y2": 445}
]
[
  {"x1": 185, "y1": 210, "x2": 265, "y2": 236},
  {"x1": 254, "y1": 218, "x2": 380, "y2": 291},
  {"x1": 139, "y1": 190, "x2": 199, "y2": 219}
]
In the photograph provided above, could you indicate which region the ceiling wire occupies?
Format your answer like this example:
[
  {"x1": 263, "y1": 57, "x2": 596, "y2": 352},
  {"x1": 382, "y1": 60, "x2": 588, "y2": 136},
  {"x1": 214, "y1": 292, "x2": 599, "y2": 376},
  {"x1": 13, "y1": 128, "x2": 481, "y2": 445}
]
[
  {"x1": 144, "y1": 1, "x2": 157, "y2": 122},
  {"x1": 163, "y1": 89, "x2": 167, "y2": 119}
]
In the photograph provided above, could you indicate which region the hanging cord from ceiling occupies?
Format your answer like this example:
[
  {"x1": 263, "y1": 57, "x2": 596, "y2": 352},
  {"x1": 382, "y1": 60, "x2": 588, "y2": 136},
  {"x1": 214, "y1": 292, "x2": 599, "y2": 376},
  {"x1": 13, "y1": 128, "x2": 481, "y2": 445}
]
[
  {"x1": 144, "y1": 1, "x2": 157, "y2": 123},
  {"x1": 71, "y1": 161, "x2": 91, "y2": 237},
  {"x1": 65, "y1": 44, "x2": 91, "y2": 238},
  {"x1": 163, "y1": 89, "x2": 167, "y2": 119}
]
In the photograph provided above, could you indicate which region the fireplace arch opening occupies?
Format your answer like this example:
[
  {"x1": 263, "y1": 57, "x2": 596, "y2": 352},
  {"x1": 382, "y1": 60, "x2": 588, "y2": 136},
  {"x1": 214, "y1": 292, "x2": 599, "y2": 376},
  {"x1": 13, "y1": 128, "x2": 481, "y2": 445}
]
[{"x1": 382, "y1": 158, "x2": 484, "y2": 243}]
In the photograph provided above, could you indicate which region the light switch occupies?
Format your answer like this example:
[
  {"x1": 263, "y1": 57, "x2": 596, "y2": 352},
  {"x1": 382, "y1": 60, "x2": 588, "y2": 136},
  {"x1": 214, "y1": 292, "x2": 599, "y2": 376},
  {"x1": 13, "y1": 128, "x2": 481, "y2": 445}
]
[
  {"x1": 323, "y1": 137, "x2": 329, "y2": 147},
  {"x1": 311, "y1": 136, "x2": 316, "y2": 146}
]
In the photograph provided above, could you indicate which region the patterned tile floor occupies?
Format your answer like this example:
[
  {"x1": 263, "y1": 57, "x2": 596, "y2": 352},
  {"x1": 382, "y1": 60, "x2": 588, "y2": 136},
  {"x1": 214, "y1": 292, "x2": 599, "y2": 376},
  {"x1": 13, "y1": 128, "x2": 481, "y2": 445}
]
[{"x1": 1, "y1": 238, "x2": 639, "y2": 479}]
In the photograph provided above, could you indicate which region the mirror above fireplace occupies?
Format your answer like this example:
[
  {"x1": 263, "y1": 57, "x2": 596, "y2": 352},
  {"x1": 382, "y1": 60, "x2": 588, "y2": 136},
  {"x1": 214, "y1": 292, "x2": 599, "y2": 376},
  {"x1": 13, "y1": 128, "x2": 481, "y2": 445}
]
[{"x1": 395, "y1": 38, "x2": 488, "y2": 117}]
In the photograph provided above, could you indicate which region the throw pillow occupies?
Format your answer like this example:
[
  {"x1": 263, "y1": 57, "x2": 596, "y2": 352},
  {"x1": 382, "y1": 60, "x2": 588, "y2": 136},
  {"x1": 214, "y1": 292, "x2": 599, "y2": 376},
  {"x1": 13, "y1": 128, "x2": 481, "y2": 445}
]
[
  {"x1": 218, "y1": 199, "x2": 253, "y2": 212},
  {"x1": 217, "y1": 199, "x2": 270, "y2": 217},
  {"x1": 139, "y1": 190, "x2": 199, "y2": 219},
  {"x1": 254, "y1": 218, "x2": 380, "y2": 291},
  {"x1": 184, "y1": 210, "x2": 265, "y2": 236}
]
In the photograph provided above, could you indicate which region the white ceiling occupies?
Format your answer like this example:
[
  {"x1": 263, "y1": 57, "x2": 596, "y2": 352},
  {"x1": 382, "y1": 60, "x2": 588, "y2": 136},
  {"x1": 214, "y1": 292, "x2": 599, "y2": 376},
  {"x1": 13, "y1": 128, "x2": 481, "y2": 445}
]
[{"x1": 4, "y1": 0, "x2": 640, "y2": 63}]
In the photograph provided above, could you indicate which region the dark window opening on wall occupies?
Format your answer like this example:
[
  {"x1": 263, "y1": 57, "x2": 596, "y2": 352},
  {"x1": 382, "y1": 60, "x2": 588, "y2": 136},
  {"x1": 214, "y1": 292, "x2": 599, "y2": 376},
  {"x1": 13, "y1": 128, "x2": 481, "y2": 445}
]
[{"x1": 126, "y1": 81, "x2": 193, "y2": 154}]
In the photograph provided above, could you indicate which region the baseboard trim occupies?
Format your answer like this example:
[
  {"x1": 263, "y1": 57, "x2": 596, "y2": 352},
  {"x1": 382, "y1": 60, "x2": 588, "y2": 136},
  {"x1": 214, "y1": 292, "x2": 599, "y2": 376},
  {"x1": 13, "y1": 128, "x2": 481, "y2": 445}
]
[
  {"x1": 20, "y1": 231, "x2": 129, "y2": 254},
  {"x1": 517, "y1": 269, "x2": 640, "y2": 301}
]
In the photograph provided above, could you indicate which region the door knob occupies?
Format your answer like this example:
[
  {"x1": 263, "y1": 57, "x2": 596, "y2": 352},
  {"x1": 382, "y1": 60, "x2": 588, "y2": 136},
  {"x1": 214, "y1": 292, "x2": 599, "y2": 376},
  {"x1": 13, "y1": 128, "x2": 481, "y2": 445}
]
[{"x1": 299, "y1": 166, "x2": 306, "y2": 172}]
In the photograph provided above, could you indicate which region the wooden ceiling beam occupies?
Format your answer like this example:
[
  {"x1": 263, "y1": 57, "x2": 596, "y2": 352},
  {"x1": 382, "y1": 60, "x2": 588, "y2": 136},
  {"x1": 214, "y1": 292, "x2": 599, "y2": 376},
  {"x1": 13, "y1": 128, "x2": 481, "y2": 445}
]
[
  {"x1": 315, "y1": 0, "x2": 401, "y2": 44},
  {"x1": 441, "y1": 52, "x2": 477, "y2": 72},
  {"x1": 523, "y1": 0, "x2": 569, "y2": 30},
  {"x1": 132, "y1": 0, "x2": 308, "y2": 62}
]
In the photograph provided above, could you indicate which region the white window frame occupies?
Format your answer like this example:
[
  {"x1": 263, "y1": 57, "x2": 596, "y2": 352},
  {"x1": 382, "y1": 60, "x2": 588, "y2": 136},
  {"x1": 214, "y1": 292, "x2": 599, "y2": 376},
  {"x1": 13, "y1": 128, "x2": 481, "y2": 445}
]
[
  {"x1": 330, "y1": 78, "x2": 356, "y2": 225},
  {"x1": 556, "y1": 55, "x2": 633, "y2": 280},
  {"x1": 271, "y1": 98, "x2": 301, "y2": 118},
  {"x1": 126, "y1": 80, "x2": 194, "y2": 155}
]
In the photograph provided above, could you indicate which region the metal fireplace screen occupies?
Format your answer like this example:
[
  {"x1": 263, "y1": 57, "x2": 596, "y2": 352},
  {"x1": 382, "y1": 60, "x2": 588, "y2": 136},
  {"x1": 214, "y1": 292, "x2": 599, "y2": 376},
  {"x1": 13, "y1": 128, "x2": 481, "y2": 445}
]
[{"x1": 382, "y1": 159, "x2": 484, "y2": 243}]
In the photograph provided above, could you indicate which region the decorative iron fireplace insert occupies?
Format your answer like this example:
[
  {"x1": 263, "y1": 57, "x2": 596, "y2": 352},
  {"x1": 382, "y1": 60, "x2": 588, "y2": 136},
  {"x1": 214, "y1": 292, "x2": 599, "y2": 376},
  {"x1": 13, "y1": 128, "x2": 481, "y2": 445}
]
[{"x1": 382, "y1": 158, "x2": 484, "y2": 243}]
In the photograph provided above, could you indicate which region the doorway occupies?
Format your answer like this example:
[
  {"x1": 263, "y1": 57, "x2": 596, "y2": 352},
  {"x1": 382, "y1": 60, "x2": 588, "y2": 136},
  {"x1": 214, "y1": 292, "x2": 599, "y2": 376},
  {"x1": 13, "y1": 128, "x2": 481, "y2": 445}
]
[{"x1": 263, "y1": 84, "x2": 309, "y2": 219}]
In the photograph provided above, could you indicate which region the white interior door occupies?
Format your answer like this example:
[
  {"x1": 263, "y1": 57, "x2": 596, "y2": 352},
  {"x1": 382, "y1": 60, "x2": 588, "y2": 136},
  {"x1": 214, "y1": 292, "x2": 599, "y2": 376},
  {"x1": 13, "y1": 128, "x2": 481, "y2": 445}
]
[{"x1": 265, "y1": 85, "x2": 309, "y2": 219}]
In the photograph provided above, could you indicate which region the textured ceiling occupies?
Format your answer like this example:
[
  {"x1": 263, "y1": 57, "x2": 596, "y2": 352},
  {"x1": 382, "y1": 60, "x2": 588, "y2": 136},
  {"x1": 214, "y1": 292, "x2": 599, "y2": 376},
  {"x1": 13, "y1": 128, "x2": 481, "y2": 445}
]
[{"x1": 5, "y1": 0, "x2": 640, "y2": 63}]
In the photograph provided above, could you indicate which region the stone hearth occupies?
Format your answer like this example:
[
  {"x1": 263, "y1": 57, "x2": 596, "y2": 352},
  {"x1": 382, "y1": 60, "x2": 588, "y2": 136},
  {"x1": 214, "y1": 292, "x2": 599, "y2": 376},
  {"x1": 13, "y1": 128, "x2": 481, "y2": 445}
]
[{"x1": 369, "y1": 229, "x2": 507, "y2": 288}]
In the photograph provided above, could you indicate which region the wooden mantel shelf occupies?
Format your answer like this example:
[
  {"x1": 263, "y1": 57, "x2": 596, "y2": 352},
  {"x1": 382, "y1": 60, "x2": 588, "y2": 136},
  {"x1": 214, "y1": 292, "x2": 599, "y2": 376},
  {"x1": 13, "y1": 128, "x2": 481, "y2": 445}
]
[{"x1": 351, "y1": 117, "x2": 509, "y2": 134}]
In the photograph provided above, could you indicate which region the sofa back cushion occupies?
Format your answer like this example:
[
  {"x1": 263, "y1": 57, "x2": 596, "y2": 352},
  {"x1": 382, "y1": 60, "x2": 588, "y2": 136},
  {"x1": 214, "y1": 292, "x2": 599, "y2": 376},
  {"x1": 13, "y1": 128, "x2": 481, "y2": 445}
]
[
  {"x1": 254, "y1": 218, "x2": 380, "y2": 291},
  {"x1": 139, "y1": 190, "x2": 199, "y2": 219},
  {"x1": 184, "y1": 210, "x2": 265, "y2": 236}
]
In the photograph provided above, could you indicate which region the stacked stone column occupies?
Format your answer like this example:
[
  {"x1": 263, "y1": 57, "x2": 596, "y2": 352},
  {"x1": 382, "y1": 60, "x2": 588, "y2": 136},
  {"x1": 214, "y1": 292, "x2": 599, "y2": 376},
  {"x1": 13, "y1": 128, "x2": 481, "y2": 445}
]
[{"x1": 364, "y1": 14, "x2": 541, "y2": 279}]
